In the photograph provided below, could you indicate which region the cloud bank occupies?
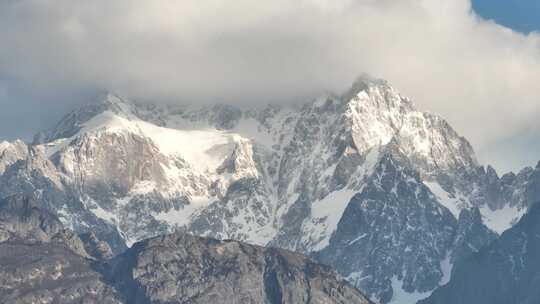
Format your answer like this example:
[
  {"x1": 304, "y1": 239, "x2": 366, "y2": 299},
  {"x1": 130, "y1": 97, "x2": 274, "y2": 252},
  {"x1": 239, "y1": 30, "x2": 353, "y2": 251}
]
[{"x1": 0, "y1": 0, "x2": 539, "y2": 171}]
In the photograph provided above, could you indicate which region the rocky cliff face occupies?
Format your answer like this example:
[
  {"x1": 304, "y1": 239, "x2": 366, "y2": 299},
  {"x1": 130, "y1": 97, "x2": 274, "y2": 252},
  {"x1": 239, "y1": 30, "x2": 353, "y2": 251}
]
[
  {"x1": 0, "y1": 75, "x2": 537, "y2": 302},
  {"x1": 0, "y1": 195, "x2": 370, "y2": 304},
  {"x1": 0, "y1": 194, "x2": 122, "y2": 304},
  {"x1": 420, "y1": 201, "x2": 540, "y2": 304},
  {"x1": 0, "y1": 140, "x2": 28, "y2": 174},
  {"x1": 109, "y1": 233, "x2": 371, "y2": 304},
  {"x1": 315, "y1": 151, "x2": 457, "y2": 303},
  {"x1": 313, "y1": 148, "x2": 499, "y2": 303},
  {"x1": 0, "y1": 241, "x2": 122, "y2": 304}
]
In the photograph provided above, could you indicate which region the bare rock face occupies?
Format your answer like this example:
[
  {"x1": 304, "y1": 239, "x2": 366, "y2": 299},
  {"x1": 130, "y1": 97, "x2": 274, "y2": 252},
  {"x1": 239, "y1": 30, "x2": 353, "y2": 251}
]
[
  {"x1": 0, "y1": 195, "x2": 121, "y2": 303},
  {"x1": 108, "y1": 233, "x2": 372, "y2": 304},
  {"x1": 315, "y1": 152, "x2": 457, "y2": 303},
  {"x1": 420, "y1": 202, "x2": 540, "y2": 304},
  {"x1": 0, "y1": 242, "x2": 122, "y2": 304},
  {"x1": 0, "y1": 193, "x2": 64, "y2": 243},
  {"x1": 0, "y1": 194, "x2": 116, "y2": 259},
  {"x1": 0, "y1": 196, "x2": 372, "y2": 304},
  {"x1": 52, "y1": 131, "x2": 169, "y2": 199},
  {"x1": 80, "y1": 231, "x2": 114, "y2": 260},
  {"x1": 0, "y1": 140, "x2": 28, "y2": 175}
]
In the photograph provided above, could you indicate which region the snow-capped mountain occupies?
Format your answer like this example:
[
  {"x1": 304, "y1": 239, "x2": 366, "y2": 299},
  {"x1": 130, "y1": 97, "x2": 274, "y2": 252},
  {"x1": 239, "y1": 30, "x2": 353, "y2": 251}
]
[{"x1": 0, "y1": 75, "x2": 537, "y2": 303}]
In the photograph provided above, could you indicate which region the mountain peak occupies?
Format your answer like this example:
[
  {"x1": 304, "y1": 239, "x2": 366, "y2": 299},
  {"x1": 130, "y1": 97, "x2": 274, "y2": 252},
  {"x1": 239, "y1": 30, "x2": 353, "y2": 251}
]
[
  {"x1": 43, "y1": 92, "x2": 136, "y2": 142},
  {"x1": 93, "y1": 91, "x2": 137, "y2": 117},
  {"x1": 343, "y1": 74, "x2": 392, "y2": 97},
  {"x1": 98, "y1": 91, "x2": 129, "y2": 107},
  {"x1": 350, "y1": 74, "x2": 389, "y2": 90},
  {"x1": 342, "y1": 74, "x2": 415, "y2": 116}
]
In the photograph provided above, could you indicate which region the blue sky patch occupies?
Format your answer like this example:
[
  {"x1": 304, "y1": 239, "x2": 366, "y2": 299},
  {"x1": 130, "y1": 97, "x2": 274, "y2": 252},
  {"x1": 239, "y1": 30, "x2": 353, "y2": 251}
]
[{"x1": 472, "y1": 0, "x2": 540, "y2": 33}]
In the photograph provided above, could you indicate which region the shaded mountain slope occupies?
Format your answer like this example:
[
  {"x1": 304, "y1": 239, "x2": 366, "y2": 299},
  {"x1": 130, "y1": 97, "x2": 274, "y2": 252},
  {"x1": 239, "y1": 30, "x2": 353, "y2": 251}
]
[
  {"x1": 420, "y1": 201, "x2": 540, "y2": 304},
  {"x1": 0, "y1": 195, "x2": 370, "y2": 304}
]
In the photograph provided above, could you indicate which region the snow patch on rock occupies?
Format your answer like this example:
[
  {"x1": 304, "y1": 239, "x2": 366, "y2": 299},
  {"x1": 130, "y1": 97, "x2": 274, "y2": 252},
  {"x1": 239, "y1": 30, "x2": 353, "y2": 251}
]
[{"x1": 480, "y1": 204, "x2": 526, "y2": 234}]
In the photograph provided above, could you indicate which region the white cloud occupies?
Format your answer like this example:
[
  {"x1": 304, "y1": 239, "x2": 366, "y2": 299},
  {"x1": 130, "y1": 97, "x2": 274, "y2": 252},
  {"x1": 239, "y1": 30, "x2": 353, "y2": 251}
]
[{"x1": 0, "y1": 0, "x2": 539, "y2": 170}]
